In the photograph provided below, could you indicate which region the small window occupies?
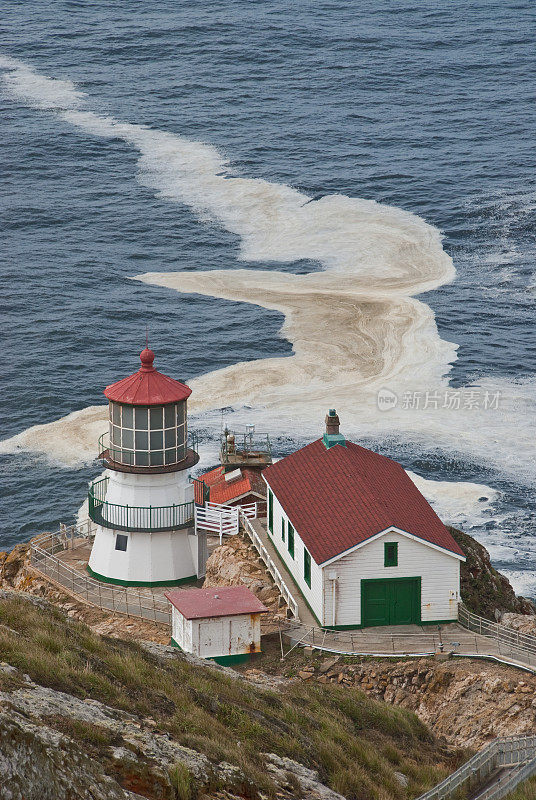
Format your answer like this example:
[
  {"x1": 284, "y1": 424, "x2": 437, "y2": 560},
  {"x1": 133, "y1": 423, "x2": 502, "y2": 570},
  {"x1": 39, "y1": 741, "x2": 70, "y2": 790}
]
[
  {"x1": 288, "y1": 522, "x2": 295, "y2": 559},
  {"x1": 115, "y1": 534, "x2": 128, "y2": 552},
  {"x1": 303, "y1": 548, "x2": 311, "y2": 588},
  {"x1": 150, "y1": 430, "x2": 163, "y2": 450},
  {"x1": 384, "y1": 542, "x2": 398, "y2": 567},
  {"x1": 135, "y1": 430, "x2": 149, "y2": 450},
  {"x1": 111, "y1": 402, "x2": 121, "y2": 425},
  {"x1": 135, "y1": 406, "x2": 148, "y2": 430},
  {"x1": 268, "y1": 491, "x2": 273, "y2": 533},
  {"x1": 281, "y1": 518, "x2": 285, "y2": 542}
]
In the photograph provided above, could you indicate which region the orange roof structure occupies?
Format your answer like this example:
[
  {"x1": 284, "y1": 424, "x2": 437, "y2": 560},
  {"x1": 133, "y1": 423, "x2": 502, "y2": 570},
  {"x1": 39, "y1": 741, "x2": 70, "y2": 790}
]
[{"x1": 197, "y1": 465, "x2": 265, "y2": 505}]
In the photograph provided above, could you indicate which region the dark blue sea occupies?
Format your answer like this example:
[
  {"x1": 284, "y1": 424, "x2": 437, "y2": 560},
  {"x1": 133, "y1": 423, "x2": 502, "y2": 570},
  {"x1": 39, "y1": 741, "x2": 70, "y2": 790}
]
[{"x1": 1, "y1": 2, "x2": 535, "y2": 595}]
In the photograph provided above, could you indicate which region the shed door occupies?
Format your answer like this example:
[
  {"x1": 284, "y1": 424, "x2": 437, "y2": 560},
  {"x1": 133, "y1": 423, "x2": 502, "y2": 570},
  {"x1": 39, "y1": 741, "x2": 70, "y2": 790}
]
[
  {"x1": 361, "y1": 579, "x2": 420, "y2": 627},
  {"x1": 198, "y1": 620, "x2": 225, "y2": 657}
]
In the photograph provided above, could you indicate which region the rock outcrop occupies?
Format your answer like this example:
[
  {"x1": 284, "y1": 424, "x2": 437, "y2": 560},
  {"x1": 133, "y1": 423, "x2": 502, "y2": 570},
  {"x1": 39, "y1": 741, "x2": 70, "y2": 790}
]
[
  {"x1": 203, "y1": 533, "x2": 288, "y2": 624},
  {"x1": 282, "y1": 656, "x2": 536, "y2": 749},
  {"x1": 449, "y1": 527, "x2": 535, "y2": 619}
]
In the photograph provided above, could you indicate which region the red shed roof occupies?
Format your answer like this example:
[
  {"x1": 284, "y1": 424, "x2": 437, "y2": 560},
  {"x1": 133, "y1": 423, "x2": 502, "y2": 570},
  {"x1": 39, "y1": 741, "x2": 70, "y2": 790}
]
[
  {"x1": 262, "y1": 439, "x2": 465, "y2": 564},
  {"x1": 165, "y1": 586, "x2": 268, "y2": 619},
  {"x1": 198, "y1": 466, "x2": 265, "y2": 505},
  {"x1": 104, "y1": 348, "x2": 192, "y2": 406}
]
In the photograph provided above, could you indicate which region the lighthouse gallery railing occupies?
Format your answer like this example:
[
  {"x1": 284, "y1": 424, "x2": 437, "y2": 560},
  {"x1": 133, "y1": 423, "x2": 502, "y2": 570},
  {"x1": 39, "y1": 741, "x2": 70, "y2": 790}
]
[{"x1": 88, "y1": 476, "x2": 195, "y2": 532}]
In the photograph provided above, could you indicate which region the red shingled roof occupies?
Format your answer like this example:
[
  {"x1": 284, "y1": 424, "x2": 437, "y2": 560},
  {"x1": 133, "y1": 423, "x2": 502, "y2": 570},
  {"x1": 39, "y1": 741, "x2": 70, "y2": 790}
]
[
  {"x1": 104, "y1": 348, "x2": 192, "y2": 406},
  {"x1": 262, "y1": 440, "x2": 465, "y2": 564},
  {"x1": 198, "y1": 466, "x2": 265, "y2": 505},
  {"x1": 165, "y1": 586, "x2": 268, "y2": 619}
]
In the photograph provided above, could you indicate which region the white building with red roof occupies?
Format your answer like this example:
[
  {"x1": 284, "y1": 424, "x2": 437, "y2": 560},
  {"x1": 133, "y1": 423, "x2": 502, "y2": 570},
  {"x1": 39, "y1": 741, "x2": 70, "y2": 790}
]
[
  {"x1": 87, "y1": 346, "x2": 204, "y2": 587},
  {"x1": 165, "y1": 586, "x2": 268, "y2": 665},
  {"x1": 262, "y1": 410, "x2": 466, "y2": 629}
]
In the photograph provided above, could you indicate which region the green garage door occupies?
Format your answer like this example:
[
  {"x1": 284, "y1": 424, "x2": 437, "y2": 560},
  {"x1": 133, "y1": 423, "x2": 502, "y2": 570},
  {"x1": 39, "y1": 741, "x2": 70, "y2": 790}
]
[{"x1": 361, "y1": 578, "x2": 421, "y2": 627}]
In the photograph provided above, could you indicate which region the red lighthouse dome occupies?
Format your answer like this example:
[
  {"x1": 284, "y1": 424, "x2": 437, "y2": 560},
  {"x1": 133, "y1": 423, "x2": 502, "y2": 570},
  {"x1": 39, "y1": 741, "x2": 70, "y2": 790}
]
[{"x1": 104, "y1": 348, "x2": 192, "y2": 406}]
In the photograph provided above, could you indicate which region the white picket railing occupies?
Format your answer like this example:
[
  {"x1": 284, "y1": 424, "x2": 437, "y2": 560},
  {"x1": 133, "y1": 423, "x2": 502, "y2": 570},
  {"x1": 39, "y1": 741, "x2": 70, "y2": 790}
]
[
  {"x1": 239, "y1": 502, "x2": 260, "y2": 519},
  {"x1": 240, "y1": 511, "x2": 299, "y2": 619},
  {"x1": 195, "y1": 503, "x2": 239, "y2": 543}
]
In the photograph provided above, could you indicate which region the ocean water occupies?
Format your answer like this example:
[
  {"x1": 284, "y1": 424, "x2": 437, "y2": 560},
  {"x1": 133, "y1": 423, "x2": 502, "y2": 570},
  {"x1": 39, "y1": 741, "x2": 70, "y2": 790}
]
[{"x1": 1, "y1": 2, "x2": 535, "y2": 594}]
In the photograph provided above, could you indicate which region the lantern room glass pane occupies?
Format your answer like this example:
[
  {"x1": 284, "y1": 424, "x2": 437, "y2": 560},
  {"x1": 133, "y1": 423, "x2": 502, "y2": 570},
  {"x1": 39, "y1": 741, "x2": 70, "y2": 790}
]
[
  {"x1": 164, "y1": 404, "x2": 175, "y2": 428},
  {"x1": 135, "y1": 430, "x2": 148, "y2": 450},
  {"x1": 122, "y1": 406, "x2": 133, "y2": 428},
  {"x1": 135, "y1": 406, "x2": 148, "y2": 429},
  {"x1": 164, "y1": 448, "x2": 176, "y2": 464},
  {"x1": 136, "y1": 451, "x2": 149, "y2": 467},
  {"x1": 177, "y1": 422, "x2": 186, "y2": 448},
  {"x1": 150, "y1": 407, "x2": 163, "y2": 428},
  {"x1": 151, "y1": 450, "x2": 164, "y2": 466},
  {"x1": 177, "y1": 402, "x2": 186, "y2": 425},
  {"x1": 111, "y1": 425, "x2": 121, "y2": 446},
  {"x1": 122, "y1": 428, "x2": 134, "y2": 449},
  {"x1": 165, "y1": 428, "x2": 176, "y2": 448},
  {"x1": 150, "y1": 430, "x2": 163, "y2": 450},
  {"x1": 111, "y1": 403, "x2": 121, "y2": 425}
]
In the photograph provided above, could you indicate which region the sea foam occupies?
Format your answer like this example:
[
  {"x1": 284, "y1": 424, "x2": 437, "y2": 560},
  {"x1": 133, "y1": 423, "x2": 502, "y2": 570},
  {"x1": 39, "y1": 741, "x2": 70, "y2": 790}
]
[{"x1": 1, "y1": 56, "x2": 535, "y2": 532}]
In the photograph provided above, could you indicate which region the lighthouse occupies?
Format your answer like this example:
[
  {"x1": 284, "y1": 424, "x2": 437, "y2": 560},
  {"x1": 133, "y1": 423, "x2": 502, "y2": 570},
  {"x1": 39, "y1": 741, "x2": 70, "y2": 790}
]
[{"x1": 87, "y1": 346, "x2": 202, "y2": 586}]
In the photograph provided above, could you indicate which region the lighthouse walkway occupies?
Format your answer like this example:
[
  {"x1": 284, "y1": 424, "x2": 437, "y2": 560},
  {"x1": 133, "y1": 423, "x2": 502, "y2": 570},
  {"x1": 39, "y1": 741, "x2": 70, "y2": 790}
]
[
  {"x1": 28, "y1": 519, "x2": 536, "y2": 675},
  {"x1": 28, "y1": 524, "x2": 221, "y2": 626}
]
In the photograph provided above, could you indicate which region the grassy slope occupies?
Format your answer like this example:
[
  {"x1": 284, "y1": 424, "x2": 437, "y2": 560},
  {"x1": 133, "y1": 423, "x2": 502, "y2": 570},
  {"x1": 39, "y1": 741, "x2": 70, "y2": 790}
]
[{"x1": 0, "y1": 594, "x2": 464, "y2": 800}]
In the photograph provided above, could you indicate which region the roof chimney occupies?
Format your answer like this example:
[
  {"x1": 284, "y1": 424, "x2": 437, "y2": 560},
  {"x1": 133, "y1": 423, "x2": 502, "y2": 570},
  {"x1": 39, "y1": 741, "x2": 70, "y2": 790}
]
[
  {"x1": 323, "y1": 409, "x2": 346, "y2": 450},
  {"x1": 325, "y1": 409, "x2": 340, "y2": 436}
]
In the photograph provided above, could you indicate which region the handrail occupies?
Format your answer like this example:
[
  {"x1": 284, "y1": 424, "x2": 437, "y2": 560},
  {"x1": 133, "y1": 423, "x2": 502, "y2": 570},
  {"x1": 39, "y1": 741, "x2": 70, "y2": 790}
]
[
  {"x1": 417, "y1": 736, "x2": 536, "y2": 800},
  {"x1": 479, "y1": 754, "x2": 536, "y2": 800},
  {"x1": 88, "y1": 476, "x2": 195, "y2": 533},
  {"x1": 29, "y1": 525, "x2": 171, "y2": 625},
  {"x1": 458, "y1": 604, "x2": 536, "y2": 667},
  {"x1": 240, "y1": 511, "x2": 299, "y2": 619}
]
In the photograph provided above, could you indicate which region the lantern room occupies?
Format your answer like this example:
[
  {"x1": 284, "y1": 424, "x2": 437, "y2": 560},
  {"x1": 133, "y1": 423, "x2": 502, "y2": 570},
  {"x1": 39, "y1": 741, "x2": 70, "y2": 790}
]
[{"x1": 101, "y1": 347, "x2": 197, "y2": 472}]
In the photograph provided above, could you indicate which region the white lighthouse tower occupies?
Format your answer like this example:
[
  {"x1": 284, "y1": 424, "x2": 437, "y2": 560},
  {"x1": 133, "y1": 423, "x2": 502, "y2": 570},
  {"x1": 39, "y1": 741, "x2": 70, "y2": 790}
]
[{"x1": 87, "y1": 346, "x2": 202, "y2": 586}]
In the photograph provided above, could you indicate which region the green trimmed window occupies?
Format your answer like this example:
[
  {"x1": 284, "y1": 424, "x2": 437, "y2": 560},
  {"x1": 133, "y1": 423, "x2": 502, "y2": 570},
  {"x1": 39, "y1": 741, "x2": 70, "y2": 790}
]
[
  {"x1": 281, "y1": 518, "x2": 285, "y2": 542},
  {"x1": 268, "y1": 490, "x2": 273, "y2": 533},
  {"x1": 303, "y1": 548, "x2": 311, "y2": 588},
  {"x1": 288, "y1": 522, "x2": 295, "y2": 559},
  {"x1": 384, "y1": 542, "x2": 398, "y2": 567}
]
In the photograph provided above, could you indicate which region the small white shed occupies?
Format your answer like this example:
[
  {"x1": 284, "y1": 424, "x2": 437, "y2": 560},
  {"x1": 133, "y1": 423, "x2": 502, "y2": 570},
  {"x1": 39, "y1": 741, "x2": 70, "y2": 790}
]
[{"x1": 165, "y1": 586, "x2": 268, "y2": 665}]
